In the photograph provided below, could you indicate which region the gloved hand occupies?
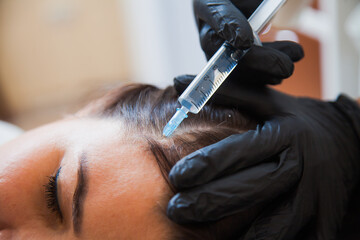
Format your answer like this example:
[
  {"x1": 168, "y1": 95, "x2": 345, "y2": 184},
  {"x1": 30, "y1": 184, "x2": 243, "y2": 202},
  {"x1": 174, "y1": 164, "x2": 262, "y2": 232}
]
[
  {"x1": 167, "y1": 77, "x2": 360, "y2": 239},
  {"x1": 193, "y1": 0, "x2": 304, "y2": 85}
]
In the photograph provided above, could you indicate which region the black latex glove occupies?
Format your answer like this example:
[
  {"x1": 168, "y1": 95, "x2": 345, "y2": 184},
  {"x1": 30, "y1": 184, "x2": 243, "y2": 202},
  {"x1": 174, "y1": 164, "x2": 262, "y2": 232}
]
[
  {"x1": 167, "y1": 76, "x2": 360, "y2": 239},
  {"x1": 193, "y1": 0, "x2": 304, "y2": 85}
]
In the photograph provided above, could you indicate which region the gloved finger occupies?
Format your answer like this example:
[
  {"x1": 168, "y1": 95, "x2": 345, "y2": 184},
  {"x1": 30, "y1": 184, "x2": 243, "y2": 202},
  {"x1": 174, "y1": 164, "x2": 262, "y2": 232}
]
[
  {"x1": 239, "y1": 45, "x2": 295, "y2": 80},
  {"x1": 199, "y1": 24, "x2": 229, "y2": 59},
  {"x1": 263, "y1": 41, "x2": 304, "y2": 62},
  {"x1": 169, "y1": 119, "x2": 296, "y2": 189},
  {"x1": 167, "y1": 148, "x2": 301, "y2": 223},
  {"x1": 194, "y1": 0, "x2": 254, "y2": 50}
]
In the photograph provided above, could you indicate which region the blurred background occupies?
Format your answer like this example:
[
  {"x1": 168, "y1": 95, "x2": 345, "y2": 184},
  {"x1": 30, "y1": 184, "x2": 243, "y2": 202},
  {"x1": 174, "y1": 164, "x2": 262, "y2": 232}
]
[{"x1": 0, "y1": 0, "x2": 359, "y2": 130}]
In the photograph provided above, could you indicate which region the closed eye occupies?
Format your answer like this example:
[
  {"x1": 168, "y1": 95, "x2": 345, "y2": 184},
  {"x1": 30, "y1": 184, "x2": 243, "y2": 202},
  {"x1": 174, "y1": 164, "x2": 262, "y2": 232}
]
[{"x1": 44, "y1": 167, "x2": 63, "y2": 221}]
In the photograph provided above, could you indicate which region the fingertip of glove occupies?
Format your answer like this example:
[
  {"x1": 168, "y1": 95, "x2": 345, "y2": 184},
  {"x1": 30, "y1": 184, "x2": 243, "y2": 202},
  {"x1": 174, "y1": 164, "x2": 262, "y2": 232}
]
[
  {"x1": 292, "y1": 44, "x2": 305, "y2": 62},
  {"x1": 167, "y1": 194, "x2": 193, "y2": 224},
  {"x1": 169, "y1": 166, "x2": 180, "y2": 188},
  {"x1": 266, "y1": 77, "x2": 284, "y2": 85},
  {"x1": 281, "y1": 61, "x2": 295, "y2": 79},
  {"x1": 169, "y1": 160, "x2": 200, "y2": 190},
  {"x1": 169, "y1": 149, "x2": 210, "y2": 189},
  {"x1": 282, "y1": 41, "x2": 305, "y2": 62},
  {"x1": 166, "y1": 194, "x2": 179, "y2": 221},
  {"x1": 268, "y1": 47, "x2": 295, "y2": 79},
  {"x1": 169, "y1": 160, "x2": 193, "y2": 189},
  {"x1": 264, "y1": 41, "x2": 305, "y2": 62},
  {"x1": 243, "y1": 46, "x2": 295, "y2": 79}
]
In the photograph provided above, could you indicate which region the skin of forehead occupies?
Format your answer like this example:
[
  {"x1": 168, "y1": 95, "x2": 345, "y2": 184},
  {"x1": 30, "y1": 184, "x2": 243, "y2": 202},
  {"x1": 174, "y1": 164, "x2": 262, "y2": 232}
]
[
  {"x1": 72, "y1": 126, "x2": 172, "y2": 239},
  {"x1": 0, "y1": 118, "x2": 174, "y2": 240}
]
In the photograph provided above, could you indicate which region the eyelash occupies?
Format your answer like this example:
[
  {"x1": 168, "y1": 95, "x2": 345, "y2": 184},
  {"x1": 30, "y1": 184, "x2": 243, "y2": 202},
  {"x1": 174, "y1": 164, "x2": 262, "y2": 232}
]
[{"x1": 44, "y1": 168, "x2": 63, "y2": 220}]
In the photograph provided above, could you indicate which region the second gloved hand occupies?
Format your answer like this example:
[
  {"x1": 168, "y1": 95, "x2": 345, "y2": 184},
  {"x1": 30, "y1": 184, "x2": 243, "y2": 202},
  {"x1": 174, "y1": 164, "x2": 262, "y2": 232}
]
[{"x1": 168, "y1": 77, "x2": 360, "y2": 239}]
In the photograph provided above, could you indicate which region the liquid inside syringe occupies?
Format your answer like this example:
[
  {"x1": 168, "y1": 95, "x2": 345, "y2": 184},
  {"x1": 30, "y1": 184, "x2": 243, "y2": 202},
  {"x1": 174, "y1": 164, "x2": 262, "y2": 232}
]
[{"x1": 163, "y1": 0, "x2": 288, "y2": 137}]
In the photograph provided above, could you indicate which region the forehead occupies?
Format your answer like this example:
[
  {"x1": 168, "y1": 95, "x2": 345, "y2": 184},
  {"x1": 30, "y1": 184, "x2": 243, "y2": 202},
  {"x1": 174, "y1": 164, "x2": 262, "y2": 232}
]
[
  {"x1": 60, "y1": 118, "x2": 171, "y2": 239},
  {"x1": 82, "y1": 142, "x2": 170, "y2": 238}
]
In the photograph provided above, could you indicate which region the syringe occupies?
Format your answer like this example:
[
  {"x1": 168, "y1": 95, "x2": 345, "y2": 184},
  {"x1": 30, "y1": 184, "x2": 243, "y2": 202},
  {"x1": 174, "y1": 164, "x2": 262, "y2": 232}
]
[{"x1": 163, "y1": 0, "x2": 288, "y2": 137}]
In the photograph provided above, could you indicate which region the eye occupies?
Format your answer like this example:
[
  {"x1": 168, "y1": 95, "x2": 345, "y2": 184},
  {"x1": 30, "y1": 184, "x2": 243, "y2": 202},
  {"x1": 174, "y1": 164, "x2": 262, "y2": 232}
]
[{"x1": 44, "y1": 167, "x2": 63, "y2": 221}]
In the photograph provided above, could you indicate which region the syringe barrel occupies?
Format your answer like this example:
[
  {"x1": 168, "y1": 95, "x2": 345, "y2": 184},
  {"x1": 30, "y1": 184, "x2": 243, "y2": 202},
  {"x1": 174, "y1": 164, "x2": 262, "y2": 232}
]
[{"x1": 178, "y1": 43, "x2": 246, "y2": 114}]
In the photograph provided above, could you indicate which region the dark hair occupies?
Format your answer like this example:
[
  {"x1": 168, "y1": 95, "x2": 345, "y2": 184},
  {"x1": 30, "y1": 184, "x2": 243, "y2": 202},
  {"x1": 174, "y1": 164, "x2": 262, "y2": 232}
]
[{"x1": 83, "y1": 83, "x2": 259, "y2": 239}]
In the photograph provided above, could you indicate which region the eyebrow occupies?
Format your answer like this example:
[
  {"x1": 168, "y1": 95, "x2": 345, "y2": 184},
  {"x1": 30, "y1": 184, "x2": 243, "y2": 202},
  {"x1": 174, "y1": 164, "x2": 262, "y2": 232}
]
[{"x1": 72, "y1": 153, "x2": 88, "y2": 236}]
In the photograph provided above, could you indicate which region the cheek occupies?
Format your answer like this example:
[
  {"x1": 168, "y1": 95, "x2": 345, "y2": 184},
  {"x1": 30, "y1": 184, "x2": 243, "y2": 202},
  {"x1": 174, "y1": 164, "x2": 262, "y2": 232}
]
[{"x1": 0, "y1": 134, "x2": 63, "y2": 229}]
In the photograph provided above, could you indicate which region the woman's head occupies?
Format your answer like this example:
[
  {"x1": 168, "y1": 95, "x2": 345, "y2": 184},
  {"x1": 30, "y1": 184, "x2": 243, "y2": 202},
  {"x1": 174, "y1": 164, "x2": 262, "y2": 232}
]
[{"x1": 0, "y1": 84, "x2": 257, "y2": 239}]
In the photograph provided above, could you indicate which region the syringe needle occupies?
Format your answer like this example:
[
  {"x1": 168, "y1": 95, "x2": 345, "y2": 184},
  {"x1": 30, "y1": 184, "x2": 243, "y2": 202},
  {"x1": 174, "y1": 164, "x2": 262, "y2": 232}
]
[{"x1": 163, "y1": 107, "x2": 189, "y2": 137}]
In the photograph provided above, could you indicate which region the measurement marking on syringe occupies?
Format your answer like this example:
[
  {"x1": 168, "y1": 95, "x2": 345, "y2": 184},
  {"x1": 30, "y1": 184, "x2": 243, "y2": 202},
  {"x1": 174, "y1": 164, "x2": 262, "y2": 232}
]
[
  {"x1": 199, "y1": 90, "x2": 207, "y2": 97},
  {"x1": 204, "y1": 75, "x2": 215, "y2": 85},
  {"x1": 191, "y1": 100, "x2": 198, "y2": 108}
]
